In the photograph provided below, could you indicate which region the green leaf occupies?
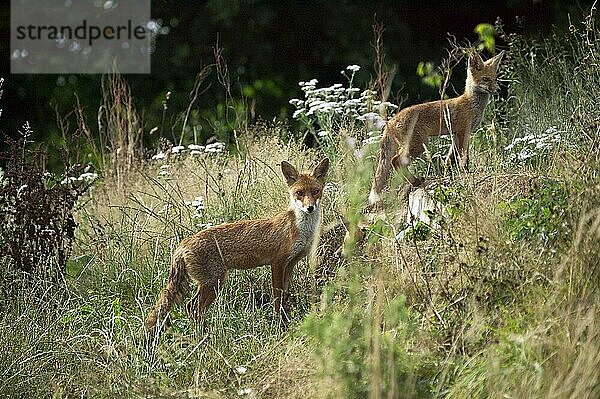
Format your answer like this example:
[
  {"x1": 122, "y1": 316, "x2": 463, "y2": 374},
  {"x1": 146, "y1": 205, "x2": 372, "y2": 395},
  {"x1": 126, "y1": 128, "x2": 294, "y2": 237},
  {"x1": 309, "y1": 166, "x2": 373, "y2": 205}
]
[{"x1": 474, "y1": 23, "x2": 496, "y2": 53}]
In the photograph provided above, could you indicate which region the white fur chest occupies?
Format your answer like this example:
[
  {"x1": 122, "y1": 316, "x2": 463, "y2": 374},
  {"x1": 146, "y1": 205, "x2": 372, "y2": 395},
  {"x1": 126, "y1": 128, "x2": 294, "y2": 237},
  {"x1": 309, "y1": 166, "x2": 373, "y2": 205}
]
[
  {"x1": 470, "y1": 92, "x2": 490, "y2": 133},
  {"x1": 288, "y1": 206, "x2": 321, "y2": 263}
]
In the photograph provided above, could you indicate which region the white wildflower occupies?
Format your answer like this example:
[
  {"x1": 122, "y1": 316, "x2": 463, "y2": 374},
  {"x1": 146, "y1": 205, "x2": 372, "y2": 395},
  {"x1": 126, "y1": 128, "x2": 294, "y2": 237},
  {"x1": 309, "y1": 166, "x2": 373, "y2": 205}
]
[
  {"x1": 380, "y1": 101, "x2": 398, "y2": 110},
  {"x1": 346, "y1": 65, "x2": 360, "y2": 72},
  {"x1": 535, "y1": 140, "x2": 550, "y2": 150},
  {"x1": 517, "y1": 149, "x2": 535, "y2": 160},
  {"x1": 235, "y1": 366, "x2": 247, "y2": 375},
  {"x1": 171, "y1": 145, "x2": 185, "y2": 153},
  {"x1": 357, "y1": 112, "x2": 379, "y2": 121},
  {"x1": 205, "y1": 142, "x2": 225, "y2": 153},
  {"x1": 191, "y1": 196, "x2": 205, "y2": 209},
  {"x1": 342, "y1": 99, "x2": 361, "y2": 108},
  {"x1": 78, "y1": 172, "x2": 98, "y2": 181},
  {"x1": 188, "y1": 144, "x2": 205, "y2": 151},
  {"x1": 151, "y1": 152, "x2": 166, "y2": 160},
  {"x1": 237, "y1": 387, "x2": 254, "y2": 396},
  {"x1": 363, "y1": 135, "x2": 382, "y2": 145},
  {"x1": 61, "y1": 177, "x2": 77, "y2": 185}
]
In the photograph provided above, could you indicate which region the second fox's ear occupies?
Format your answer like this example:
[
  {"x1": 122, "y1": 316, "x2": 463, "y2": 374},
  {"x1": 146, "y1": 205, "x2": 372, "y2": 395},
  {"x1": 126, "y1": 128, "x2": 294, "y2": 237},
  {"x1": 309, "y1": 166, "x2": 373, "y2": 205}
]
[
  {"x1": 469, "y1": 52, "x2": 484, "y2": 71},
  {"x1": 312, "y1": 158, "x2": 330, "y2": 182},
  {"x1": 485, "y1": 50, "x2": 505, "y2": 71},
  {"x1": 281, "y1": 161, "x2": 299, "y2": 186}
]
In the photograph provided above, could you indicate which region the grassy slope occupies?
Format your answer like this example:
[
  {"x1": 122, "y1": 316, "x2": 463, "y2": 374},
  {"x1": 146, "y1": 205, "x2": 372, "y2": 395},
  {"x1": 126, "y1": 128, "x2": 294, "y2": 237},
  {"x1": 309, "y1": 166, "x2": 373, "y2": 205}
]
[{"x1": 2, "y1": 19, "x2": 600, "y2": 399}]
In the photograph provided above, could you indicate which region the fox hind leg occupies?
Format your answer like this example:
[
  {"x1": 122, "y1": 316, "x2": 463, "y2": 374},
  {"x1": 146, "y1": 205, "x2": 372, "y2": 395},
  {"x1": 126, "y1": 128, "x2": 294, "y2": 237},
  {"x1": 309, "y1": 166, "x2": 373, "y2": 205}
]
[
  {"x1": 185, "y1": 275, "x2": 223, "y2": 326},
  {"x1": 369, "y1": 112, "x2": 422, "y2": 204},
  {"x1": 445, "y1": 130, "x2": 471, "y2": 170},
  {"x1": 391, "y1": 135, "x2": 426, "y2": 187},
  {"x1": 369, "y1": 133, "x2": 399, "y2": 204}
]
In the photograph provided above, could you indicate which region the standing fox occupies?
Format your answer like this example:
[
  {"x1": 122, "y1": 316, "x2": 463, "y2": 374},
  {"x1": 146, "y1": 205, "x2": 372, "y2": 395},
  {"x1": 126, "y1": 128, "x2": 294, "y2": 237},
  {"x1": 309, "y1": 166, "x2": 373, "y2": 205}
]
[
  {"x1": 368, "y1": 50, "x2": 505, "y2": 204},
  {"x1": 146, "y1": 158, "x2": 330, "y2": 331}
]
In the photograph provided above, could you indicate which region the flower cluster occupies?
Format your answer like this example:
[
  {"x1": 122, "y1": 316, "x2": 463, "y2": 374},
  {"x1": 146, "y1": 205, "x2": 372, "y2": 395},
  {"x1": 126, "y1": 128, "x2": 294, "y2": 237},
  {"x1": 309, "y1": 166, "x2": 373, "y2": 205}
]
[
  {"x1": 505, "y1": 126, "x2": 563, "y2": 164},
  {"x1": 289, "y1": 65, "x2": 397, "y2": 145},
  {"x1": 185, "y1": 195, "x2": 205, "y2": 214},
  {"x1": 151, "y1": 142, "x2": 227, "y2": 161},
  {"x1": 152, "y1": 142, "x2": 227, "y2": 180},
  {"x1": 158, "y1": 164, "x2": 170, "y2": 177},
  {"x1": 60, "y1": 167, "x2": 98, "y2": 186},
  {"x1": 183, "y1": 195, "x2": 211, "y2": 228}
]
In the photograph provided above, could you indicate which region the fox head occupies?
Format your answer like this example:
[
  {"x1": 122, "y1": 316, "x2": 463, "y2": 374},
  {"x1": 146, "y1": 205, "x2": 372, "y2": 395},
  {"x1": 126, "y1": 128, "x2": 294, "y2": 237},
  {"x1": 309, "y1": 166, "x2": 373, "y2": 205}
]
[
  {"x1": 466, "y1": 50, "x2": 505, "y2": 95},
  {"x1": 281, "y1": 158, "x2": 329, "y2": 214}
]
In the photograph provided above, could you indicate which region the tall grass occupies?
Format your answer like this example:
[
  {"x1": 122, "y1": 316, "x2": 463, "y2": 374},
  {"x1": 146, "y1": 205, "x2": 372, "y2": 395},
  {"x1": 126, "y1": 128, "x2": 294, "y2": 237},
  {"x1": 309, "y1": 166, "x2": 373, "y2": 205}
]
[{"x1": 2, "y1": 9, "x2": 600, "y2": 398}]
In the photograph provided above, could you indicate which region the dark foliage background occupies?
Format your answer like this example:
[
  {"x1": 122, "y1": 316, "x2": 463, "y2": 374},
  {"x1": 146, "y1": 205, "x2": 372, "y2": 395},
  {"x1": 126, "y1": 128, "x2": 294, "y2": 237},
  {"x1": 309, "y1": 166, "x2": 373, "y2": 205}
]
[{"x1": 0, "y1": 0, "x2": 592, "y2": 155}]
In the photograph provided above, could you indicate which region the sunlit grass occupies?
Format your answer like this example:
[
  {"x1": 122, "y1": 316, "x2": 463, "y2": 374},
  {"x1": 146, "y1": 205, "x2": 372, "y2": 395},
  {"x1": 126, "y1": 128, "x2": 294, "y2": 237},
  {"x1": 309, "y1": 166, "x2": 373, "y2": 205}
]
[{"x1": 2, "y1": 12, "x2": 600, "y2": 398}]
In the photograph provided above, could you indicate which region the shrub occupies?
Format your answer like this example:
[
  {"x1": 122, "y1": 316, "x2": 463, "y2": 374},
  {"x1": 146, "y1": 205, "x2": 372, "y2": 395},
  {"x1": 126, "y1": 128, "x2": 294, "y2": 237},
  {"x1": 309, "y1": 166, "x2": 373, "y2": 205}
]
[
  {"x1": 500, "y1": 178, "x2": 572, "y2": 247},
  {"x1": 0, "y1": 131, "x2": 95, "y2": 290}
]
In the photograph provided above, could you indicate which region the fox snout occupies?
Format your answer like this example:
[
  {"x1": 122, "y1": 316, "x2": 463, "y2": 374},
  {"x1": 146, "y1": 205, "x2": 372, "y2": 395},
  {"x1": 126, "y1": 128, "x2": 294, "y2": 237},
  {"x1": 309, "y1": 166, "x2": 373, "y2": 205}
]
[{"x1": 295, "y1": 197, "x2": 318, "y2": 214}]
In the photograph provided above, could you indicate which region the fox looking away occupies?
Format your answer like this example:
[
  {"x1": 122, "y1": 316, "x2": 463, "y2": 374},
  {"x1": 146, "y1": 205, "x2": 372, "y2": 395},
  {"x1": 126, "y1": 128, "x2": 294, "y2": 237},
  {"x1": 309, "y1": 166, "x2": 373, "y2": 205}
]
[
  {"x1": 368, "y1": 50, "x2": 505, "y2": 205},
  {"x1": 145, "y1": 158, "x2": 330, "y2": 332}
]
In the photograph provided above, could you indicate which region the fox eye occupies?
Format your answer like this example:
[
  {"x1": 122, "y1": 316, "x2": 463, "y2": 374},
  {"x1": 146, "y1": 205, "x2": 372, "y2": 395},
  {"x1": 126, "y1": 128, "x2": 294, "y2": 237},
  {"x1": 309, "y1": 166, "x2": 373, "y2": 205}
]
[
  {"x1": 296, "y1": 190, "x2": 304, "y2": 197},
  {"x1": 312, "y1": 189, "x2": 320, "y2": 196},
  {"x1": 482, "y1": 77, "x2": 492, "y2": 83}
]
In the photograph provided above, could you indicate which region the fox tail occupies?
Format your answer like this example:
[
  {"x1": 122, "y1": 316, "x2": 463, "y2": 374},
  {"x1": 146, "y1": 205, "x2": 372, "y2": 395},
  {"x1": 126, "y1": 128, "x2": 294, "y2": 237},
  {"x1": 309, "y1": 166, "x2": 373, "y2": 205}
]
[{"x1": 145, "y1": 248, "x2": 188, "y2": 332}]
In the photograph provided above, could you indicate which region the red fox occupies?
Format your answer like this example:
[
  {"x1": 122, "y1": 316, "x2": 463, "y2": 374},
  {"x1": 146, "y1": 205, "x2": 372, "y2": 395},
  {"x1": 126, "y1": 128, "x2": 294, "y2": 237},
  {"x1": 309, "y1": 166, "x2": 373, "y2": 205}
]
[
  {"x1": 145, "y1": 158, "x2": 330, "y2": 331},
  {"x1": 368, "y1": 50, "x2": 505, "y2": 204}
]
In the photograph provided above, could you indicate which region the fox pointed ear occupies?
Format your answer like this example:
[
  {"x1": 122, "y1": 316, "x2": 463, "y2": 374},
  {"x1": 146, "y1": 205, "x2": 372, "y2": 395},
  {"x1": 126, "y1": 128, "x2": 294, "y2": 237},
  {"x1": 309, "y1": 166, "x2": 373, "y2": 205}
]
[
  {"x1": 485, "y1": 50, "x2": 505, "y2": 71},
  {"x1": 281, "y1": 161, "x2": 299, "y2": 186},
  {"x1": 469, "y1": 52, "x2": 484, "y2": 71},
  {"x1": 312, "y1": 158, "x2": 330, "y2": 181}
]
